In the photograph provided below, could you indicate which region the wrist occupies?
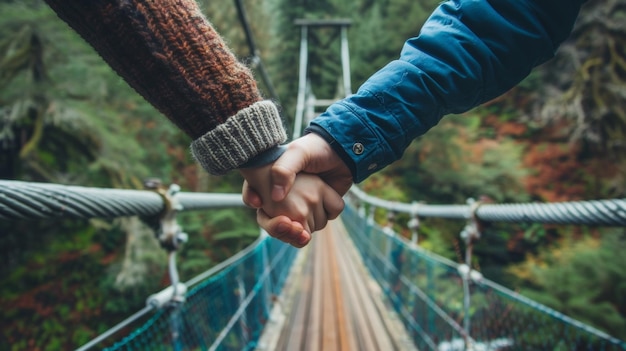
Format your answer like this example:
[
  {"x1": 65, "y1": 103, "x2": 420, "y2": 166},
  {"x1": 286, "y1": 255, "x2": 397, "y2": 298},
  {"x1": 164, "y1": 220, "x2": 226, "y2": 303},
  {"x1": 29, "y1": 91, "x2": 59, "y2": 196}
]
[
  {"x1": 239, "y1": 145, "x2": 286, "y2": 169},
  {"x1": 303, "y1": 126, "x2": 355, "y2": 179},
  {"x1": 191, "y1": 100, "x2": 287, "y2": 175}
]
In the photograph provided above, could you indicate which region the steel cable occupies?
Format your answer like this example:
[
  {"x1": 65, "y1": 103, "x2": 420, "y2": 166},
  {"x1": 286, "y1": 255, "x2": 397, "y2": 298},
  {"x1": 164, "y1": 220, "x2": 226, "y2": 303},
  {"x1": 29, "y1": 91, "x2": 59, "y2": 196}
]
[
  {"x1": 0, "y1": 181, "x2": 245, "y2": 221},
  {"x1": 2, "y1": 180, "x2": 624, "y2": 227},
  {"x1": 348, "y1": 185, "x2": 626, "y2": 227},
  {"x1": 475, "y1": 199, "x2": 626, "y2": 226},
  {"x1": 0, "y1": 181, "x2": 163, "y2": 220}
]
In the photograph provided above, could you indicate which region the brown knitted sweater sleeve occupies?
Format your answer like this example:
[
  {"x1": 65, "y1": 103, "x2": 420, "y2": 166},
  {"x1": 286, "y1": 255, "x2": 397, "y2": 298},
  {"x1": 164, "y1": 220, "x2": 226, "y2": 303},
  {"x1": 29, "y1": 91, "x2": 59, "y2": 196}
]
[{"x1": 44, "y1": 0, "x2": 286, "y2": 175}]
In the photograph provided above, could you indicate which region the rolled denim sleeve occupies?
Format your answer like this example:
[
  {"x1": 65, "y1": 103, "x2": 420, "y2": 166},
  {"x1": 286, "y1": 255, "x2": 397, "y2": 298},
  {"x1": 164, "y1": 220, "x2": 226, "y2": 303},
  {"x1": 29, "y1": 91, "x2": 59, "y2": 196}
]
[{"x1": 307, "y1": 0, "x2": 585, "y2": 183}]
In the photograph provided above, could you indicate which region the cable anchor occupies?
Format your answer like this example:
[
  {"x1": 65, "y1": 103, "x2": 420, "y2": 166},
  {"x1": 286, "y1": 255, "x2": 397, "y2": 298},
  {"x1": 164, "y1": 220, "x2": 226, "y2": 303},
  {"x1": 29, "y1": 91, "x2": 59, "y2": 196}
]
[
  {"x1": 144, "y1": 179, "x2": 188, "y2": 308},
  {"x1": 145, "y1": 179, "x2": 188, "y2": 252}
]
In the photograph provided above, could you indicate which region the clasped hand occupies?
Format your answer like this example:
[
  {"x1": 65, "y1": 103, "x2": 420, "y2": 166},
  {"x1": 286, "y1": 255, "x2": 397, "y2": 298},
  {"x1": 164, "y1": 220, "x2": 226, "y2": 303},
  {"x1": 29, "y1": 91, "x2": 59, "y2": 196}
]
[{"x1": 240, "y1": 133, "x2": 353, "y2": 247}]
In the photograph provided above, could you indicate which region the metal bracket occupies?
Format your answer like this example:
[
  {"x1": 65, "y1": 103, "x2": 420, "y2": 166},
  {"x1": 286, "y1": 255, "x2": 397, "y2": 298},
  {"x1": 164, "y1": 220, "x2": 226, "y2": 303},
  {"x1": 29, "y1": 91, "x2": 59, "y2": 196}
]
[
  {"x1": 145, "y1": 179, "x2": 188, "y2": 252},
  {"x1": 460, "y1": 198, "x2": 482, "y2": 245},
  {"x1": 408, "y1": 202, "x2": 421, "y2": 245},
  {"x1": 383, "y1": 210, "x2": 396, "y2": 236},
  {"x1": 143, "y1": 179, "x2": 189, "y2": 310}
]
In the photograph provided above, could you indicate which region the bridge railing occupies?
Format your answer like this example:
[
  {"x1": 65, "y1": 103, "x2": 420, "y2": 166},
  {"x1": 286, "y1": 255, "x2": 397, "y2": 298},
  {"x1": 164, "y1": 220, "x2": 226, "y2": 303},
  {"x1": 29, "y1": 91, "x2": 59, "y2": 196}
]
[
  {"x1": 348, "y1": 185, "x2": 626, "y2": 228},
  {"x1": 0, "y1": 180, "x2": 297, "y2": 351},
  {"x1": 3, "y1": 180, "x2": 626, "y2": 350},
  {"x1": 344, "y1": 186, "x2": 626, "y2": 350},
  {"x1": 101, "y1": 235, "x2": 297, "y2": 351}
]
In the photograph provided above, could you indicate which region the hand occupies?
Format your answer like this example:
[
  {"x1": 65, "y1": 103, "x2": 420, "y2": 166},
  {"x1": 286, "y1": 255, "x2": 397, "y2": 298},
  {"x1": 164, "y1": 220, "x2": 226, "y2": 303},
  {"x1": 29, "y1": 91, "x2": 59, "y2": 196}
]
[
  {"x1": 239, "y1": 165, "x2": 344, "y2": 247},
  {"x1": 243, "y1": 133, "x2": 353, "y2": 208}
]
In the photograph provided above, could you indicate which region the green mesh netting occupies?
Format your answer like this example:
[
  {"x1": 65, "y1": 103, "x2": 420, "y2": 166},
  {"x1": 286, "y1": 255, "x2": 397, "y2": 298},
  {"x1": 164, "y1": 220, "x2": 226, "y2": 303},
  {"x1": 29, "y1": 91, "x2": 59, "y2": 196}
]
[
  {"x1": 103, "y1": 236, "x2": 297, "y2": 351},
  {"x1": 342, "y1": 204, "x2": 626, "y2": 351},
  {"x1": 93, "y1": 203, "x2": 625, "y2": 351}
]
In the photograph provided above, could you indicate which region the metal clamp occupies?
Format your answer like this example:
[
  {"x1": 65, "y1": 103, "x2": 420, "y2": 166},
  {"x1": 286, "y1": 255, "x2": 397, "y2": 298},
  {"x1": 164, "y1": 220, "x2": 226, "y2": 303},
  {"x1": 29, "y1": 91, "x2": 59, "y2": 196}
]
[
  {"x1": 143, "y1": 180, "x2": 189, "y2": 309},
  {"x1": 460, "y1": 198, "x2": 482, "y2": 245},
  {"x1": 383, "y1": 210, "x2": 396, "y2": 236},
  {"x1": 407, "y1": 202, "x2": 421, "y2": 245},
  {"x1": 145, "y1": 179, "x2": 188, "y2": 252}
]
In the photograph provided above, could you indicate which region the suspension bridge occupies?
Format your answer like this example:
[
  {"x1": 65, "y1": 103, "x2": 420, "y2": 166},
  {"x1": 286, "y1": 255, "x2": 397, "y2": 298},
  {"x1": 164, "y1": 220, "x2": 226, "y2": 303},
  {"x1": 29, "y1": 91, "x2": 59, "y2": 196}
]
[
  {"x1": 1, "y1": 179, "x2": 625, "y2": 350},
  {"x1": 3, "y1": 10, "x2": 626, "y2": 351}
]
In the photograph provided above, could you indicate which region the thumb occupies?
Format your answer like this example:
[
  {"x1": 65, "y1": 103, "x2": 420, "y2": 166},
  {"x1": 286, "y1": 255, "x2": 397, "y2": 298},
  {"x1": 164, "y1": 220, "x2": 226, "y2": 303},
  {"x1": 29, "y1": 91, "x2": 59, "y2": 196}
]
[
  {"x1": 241, "y1": 180, "x2": 263, "y2": 208},
  {"x1": 270, "y1": 145, "x2": 309, "y2": 202}
]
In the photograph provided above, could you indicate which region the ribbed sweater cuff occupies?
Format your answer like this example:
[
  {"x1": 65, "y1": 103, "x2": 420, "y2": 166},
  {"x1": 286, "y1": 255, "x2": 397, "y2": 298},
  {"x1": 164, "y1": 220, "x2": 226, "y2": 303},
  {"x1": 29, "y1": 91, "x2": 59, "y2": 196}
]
[{"x1": 190, "y1": 101, "x2": 287, "y2": 175}]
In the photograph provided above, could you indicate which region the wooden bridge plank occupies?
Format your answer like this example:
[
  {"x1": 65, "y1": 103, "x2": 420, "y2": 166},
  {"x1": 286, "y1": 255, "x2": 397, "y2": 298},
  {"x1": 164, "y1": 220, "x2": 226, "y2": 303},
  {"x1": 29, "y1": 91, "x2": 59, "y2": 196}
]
[
  {"x1": 334, "y1": 229, "x2": 378, "y2": 350},
  {"x1": 334, "y1": 222, "x2": 396, "y2": 350},
  {"x1": 321, "y1": 226, "x2": 340, "y2": 350},
  {"x1": 264, "y1": 218, "x2": 417, "y2": 351}
]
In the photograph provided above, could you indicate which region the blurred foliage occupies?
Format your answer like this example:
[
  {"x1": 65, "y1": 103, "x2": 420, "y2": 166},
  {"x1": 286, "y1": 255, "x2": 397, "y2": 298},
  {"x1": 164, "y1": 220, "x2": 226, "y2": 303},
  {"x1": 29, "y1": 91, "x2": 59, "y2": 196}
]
[
  {"x1": 1, "y1": 0, "x2": 626, "y2": 348},
  {"x1": 538, "y1": 0, "x2": 626, "y2": 165},
  {"x1": 0, "y1": 1, "x2": 259, "y2": 349},
  {"x1": 509, "y1": 229, "x2": 626, "y2": 339},
  {"x1": 0, "y1": 2, "x2": 172, "y2": 186}
]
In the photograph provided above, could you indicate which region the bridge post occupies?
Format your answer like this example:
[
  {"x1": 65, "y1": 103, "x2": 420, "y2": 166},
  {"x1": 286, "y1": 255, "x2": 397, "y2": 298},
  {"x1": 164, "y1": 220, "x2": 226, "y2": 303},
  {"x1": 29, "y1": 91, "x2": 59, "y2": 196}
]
[
  {"x1": 408, "y1": 202, "x2": 421, "y2": 246},
  {"x1": 144, "y1": 180, "x2": 190, "y2": 350},
  {"x1": 292, "y1": 18, "x2": 352, "y2": 138},
  {"x1": 367, "y1": 205, "x2": 376, "y2": 225},
  {"x1": 236, "y1": 270, "x2": 250, "y2": 345},
  {"x1": 459, "y1": 197, "x2": 483, "y2": 348},
  {"x1": 261, "y1": 239, "x2": 272, "y2": 317},
  {"x1": 383, "y1": 211, "x2": 396, "y2": 285}
]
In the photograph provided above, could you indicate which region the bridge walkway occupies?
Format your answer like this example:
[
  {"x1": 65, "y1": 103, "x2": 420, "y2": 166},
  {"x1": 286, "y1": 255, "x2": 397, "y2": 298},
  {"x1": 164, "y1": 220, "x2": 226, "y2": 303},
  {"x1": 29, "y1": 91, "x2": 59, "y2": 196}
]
[{"x1": 258, "y1": 219, "x2": 417, "y2": 351}]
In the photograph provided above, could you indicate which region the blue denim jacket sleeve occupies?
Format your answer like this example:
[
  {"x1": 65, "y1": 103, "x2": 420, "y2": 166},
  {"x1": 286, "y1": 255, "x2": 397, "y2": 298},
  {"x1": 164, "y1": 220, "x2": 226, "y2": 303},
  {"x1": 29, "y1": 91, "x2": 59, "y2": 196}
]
[{"x1": 306, "y1": 0, "x2": 585, "y2": 183}]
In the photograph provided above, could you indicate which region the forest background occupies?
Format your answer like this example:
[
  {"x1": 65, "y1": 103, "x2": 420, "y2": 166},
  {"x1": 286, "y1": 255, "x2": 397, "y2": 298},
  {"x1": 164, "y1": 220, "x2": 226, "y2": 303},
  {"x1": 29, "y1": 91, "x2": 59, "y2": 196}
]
[{"x1": 0, "y1": 0, "x2": 625, "y2": 349}]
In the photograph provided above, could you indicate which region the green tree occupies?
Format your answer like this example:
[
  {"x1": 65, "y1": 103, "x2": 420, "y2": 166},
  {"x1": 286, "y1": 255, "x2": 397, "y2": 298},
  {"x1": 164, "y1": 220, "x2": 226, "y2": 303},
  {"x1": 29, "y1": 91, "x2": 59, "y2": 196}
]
[
  {"x1": 0, "y1": 1, "x2": 176, "y2": 186},
  {"x1": 509, "y1": 231, "x2": 626, "y2": 339},
  {"x1": 349, "y1": 0, "x2": 439, "y2": 85},
  {"x1": 372, "y1": 114, "x2": 530, "y2": 205},
  {"x1": 0, "y1": 1, "x2": 261, "y2": 349},
  {"x1": 503, "y1": 0, "x2": 626, "y2": 198}
]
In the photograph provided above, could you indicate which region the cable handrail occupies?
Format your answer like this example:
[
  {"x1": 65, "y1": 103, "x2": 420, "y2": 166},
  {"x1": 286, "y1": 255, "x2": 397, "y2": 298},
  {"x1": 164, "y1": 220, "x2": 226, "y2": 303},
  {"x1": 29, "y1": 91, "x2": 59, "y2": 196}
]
[
  {"x1": 3, "y1": 180, "x2": 624, "y2": 227},
  {"x1": 348, "y1": 185, "x2": 626, "y2": 226},
  {"x1": 342, "y1": 203, "x2": 626, "y2": 350},
  {"x1": 75, "y1": 305, "x2": 155, "y2": 351},
  {"x1": 368, "y1": 207, "x2": 625, "y2": 346},
  {"x1": 0, "y1": 180, "x2": 244, "y2": 221},
  {"x1": 4, "y1": 180, "x2": 626, "y2": 350},
  {"x1": 0, "y1": 180, "x2": 279, "y2": 351}
]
